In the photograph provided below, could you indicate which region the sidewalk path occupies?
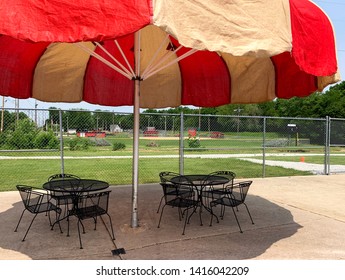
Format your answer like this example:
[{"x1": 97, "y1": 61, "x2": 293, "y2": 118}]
[
  {"x1": 238, "y1": 158, "x2": 345, "y2": 174},
  {"x1": 1, "y1": 152, "x2": 345, "y2": 160}
]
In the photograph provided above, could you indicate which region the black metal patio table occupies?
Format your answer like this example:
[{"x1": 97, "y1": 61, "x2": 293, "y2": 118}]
[
  {"x1": 168, "y1": 174, "x2": 230, "y2": 225},
  {"x1": 43, "y1": 178, "x2": 109, "y2": 234}
]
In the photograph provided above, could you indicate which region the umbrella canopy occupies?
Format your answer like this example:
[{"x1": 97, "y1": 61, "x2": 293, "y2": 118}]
[
  {"x1": 0, "y1": 0, "x2": 340, "y2": 106},
  {"x1": 0, "y1": 0, "x2": 340, "y2": 227}
]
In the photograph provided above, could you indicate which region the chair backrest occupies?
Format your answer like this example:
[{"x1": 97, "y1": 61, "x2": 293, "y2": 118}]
[
  {"x1": 48, "y1": 173, "x2": 80, "y2": 181},
  {"x1": 160, "y1": 182, "x2": 178, "y2": 196},
  {"x1": 16, "y1": 185, "x2": 45, "y2": 212},
  {"x1": 160, "y1": 182, "x2": 194, "y2": 202},
  {"x1": 204, "y1": 170, "x2": 236, "y2": 188},
  {"x1": 159, "y1": 171, "x2": 180, "y2": 183},
  {"x1": 230, "y1": 180, "x2": 253, "y2": 203},
  {"x1": 77, "y1": 191, "x2": 111, "y2": 217},
  {"x1": 209, "y1": 170, "x2": 236, "y2": 181}
]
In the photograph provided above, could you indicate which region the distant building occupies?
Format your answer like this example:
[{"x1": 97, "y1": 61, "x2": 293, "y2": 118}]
[
  {"x1": 67, "y1": 129, "x2": 77, "y2": 135},
  {"x1": 77, "y1": 131, "x2": 106, "y2": 138},
  {"x1": 143, "y1": 127, "x2": 158, "y2": 136},
  {"x1": 110, "y1": 124, "x2": 123, "y2": 133}
]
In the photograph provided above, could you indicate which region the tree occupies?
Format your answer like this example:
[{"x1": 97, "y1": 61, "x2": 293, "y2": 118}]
[
  {"x1": 7, "y1": 118, "x2": 37, "y2": 149},
  {"x1": 64, "y1": 109, "x2": 94, "y2": 131},
  {"x1": 1, "y1": 110, "x2": 16, "y2": 132},
  {"x1": 93, "y1": 110, "x2": 113, "y2": 131},
  {"x1": 259, "y1": 81, "x2": 345, "y2": 118}
]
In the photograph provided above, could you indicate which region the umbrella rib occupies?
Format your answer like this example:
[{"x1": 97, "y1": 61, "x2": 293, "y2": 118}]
[
  {"x1": 141, "y1": 34, "x2": 170, "y2": 78},
  {"x1": 75, "y1": 43, "x2": 133, "y2": 80},
  {"x1": 114, "y1": 40, "x2": 136, "y2": 78},
  {"x1": 95, "y1": 42, "x2": 134, "y2": 78},
  {"x1": 142, "y1": 45, "x2": 183, "y2": 80},
  {"x1": 144, "y1": 49, "x2": 198, "y2": 80}
]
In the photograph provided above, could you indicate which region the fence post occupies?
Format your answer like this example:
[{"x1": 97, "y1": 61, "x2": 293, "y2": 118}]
[
  {"x1": 59, "y1": 109, "x2": 65, "y2": 175},
  {"x1": 179, "y1": 112, "x2": 184, "y2": 175},
  {"x1": 262, "y1": 116, "x2": 266, "y2": 178},
  {"x1": 324, "y1": 116, "x2": 330, "y2": 175},
  {"x1": 1, "y1": 96, "x2": 4, "y2": 132}
]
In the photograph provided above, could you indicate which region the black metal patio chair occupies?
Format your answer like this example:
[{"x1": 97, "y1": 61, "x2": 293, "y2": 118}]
[
  {"x1": 202, "y1": 170, "x2": 236, "y2": 206},
  {"x1": 47, "y1": 173, "x2": 81, "y2": 219},
  {"x1": 209, "y1": 180, "x2": 254, "y2": 233},
  {"x1": 157, "y1": 171, "x2": 192, "y2": 213},
  {"x1": 157, "y1": 182, "x2": 199, "y2": 235},
  {"x1": 14, "y1": 185, "x2": 62, "y2": 241},
  {"x1": 68, "y1": 190, "x2": 115, "y2": 249}
]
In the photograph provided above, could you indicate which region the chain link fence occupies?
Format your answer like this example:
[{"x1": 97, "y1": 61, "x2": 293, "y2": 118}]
[{"x1": 1, "y1": 107, "x2": 345, "y2": 190}]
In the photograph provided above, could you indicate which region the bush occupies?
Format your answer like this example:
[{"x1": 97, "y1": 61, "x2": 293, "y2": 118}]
[
  {"x1": 69, "y1": 137, "x2": 91, "y2": 151},
  {"x1": 112, "y1": 142, "x2": 126, "y2": 151},
  {"x1": 188, "y1": 136, "x2": 201, "y2": 148},
  {"x1": 0, "y1": 132, "x2": 7, "y2": 147},
  {"x1": 89, "y1": 138, "x2": 111, "y2": 146},
  {"x1": 146, "y1": 141, "x2": 159, "y2": 147},
  {"x1": 34, "y1": 131, "x2": 59, "y2": 149}
]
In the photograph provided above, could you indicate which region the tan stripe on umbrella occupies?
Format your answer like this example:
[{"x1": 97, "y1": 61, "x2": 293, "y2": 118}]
[
  {"x1": 221, "y1": 53, "x2": 276, "y2": 104},
  {"x1": 153, "y1": 0, "x2": 292, "y2": 56},
  {"x1": 317, "y1": 73, "x2": 341, "y2": 92},
  {"x1": 140, "y1": 25, "x2": 181, "y2": 109},
  {"x1": 33, "y1": 42, "x2": 96, "y2": 103}
]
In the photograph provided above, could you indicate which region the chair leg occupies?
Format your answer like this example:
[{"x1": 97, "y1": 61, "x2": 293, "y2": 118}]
[
  {"x1": 47, "y1": 210, "x2": 52, "y2": 226},
  {"x1": 105, "y1": 214, "x2": 116, "y2": 240},
  {"x1": 67, "y1": 215, "x2": 70, "y2": 237},
  {"x1": 77, "y1": 219, "x2": 83, "y2": 249},
  {"x1": 48, "y1": 210, "x2": 63, "y2": 234},
  {"x1": 22, "y1": 213, "x2": 39, "y2": 241},
  {"x1": 199, "y1": 206, "x2": 203, "y2": 226},
  {"x1": 14, "y1": 209, "x2": 26, "y2": 232},
  {"x1": 243, "y1": 203, "x2": 254, "y2": 224},
  {"x1": 209, "y1": 205, "x2": 219, "y2": 226},
  {"x1": 182, "y1": 205, "x2": 198, "y2": 235},
  {"x1": 80, "y1": 220, "x2": 86, "y2": 234},
  {"x1": 209, "y1": 206, "x2": 214, "y2": 226},
  {"x1": 186, "y1": 206, "x2": 197, "y2": 225},
  {"x1": 231, "y1": 207, "x2": 243, "y2": 233},
  {"x1": 220, "y1": 204, "x2": 225, "y2": 219},
  {"x1": 57, "y1": 218, "x2": 63, "y2": 234},
  {"x1": 157, "y1": 204, "x2": 166, "y2": 228},
  {"x1": 156, "y1": 196, "x2": 164, "y2": 213},
  {"x1": 182, "y1": 207, "x2": 190, "y2": 235},
  {"x1": 93, "y1": 217, "x2": 97, "y2": 230}
]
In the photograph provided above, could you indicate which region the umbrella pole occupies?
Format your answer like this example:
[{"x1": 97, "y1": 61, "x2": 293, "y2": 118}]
[
  {"x1": 131, "y1": 79, "x2": 140, "y2": 228},
  {"x1": 131, "y1": 31, "x2": 141, "y2": 228}
]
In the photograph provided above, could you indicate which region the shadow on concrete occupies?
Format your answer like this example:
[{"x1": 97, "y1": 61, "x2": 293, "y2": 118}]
[{"x1": 0, "y1": 184, "x2": 301, "y2": 260}]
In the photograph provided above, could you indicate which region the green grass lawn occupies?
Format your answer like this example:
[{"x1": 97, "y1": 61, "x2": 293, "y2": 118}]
[{"x1": 0, "y1": 157, "x2": 311, "y2": 191}]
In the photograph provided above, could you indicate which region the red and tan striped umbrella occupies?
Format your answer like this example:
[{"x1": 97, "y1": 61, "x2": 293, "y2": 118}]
[
  {"x1": 0, "y1": 0, "x2": 340, "y2": 108},
  {"x1": 0, "y1": 0, "x2": 340, "y2": 227}
]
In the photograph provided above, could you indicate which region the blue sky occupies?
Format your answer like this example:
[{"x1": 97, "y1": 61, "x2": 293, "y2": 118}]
[
  {"x1": 4, "y1": 0, "x2": 345, "y2": 113},
  {"x1": 315, "y1": 0, "x2": 345, "y2": 82}
]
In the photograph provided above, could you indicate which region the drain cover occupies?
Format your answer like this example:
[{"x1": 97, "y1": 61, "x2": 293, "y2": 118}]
[{"x1": 112, "y1": 248, "x2": 126, "y2": 255}]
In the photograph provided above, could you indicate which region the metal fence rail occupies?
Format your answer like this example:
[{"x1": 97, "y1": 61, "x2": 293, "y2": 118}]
[{"x1": 1, "y1": 107, "x2": 344, "y2": 190}]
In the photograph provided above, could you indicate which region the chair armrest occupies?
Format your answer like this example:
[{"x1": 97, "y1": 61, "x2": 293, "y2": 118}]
[{"x1": 31, "y1": 188, "x2": 50, "y2": 203}]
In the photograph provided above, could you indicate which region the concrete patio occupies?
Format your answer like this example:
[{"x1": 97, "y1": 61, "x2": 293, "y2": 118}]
[{"x1": 1, "y1": 174, "x2": 345, "y2": 260}]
